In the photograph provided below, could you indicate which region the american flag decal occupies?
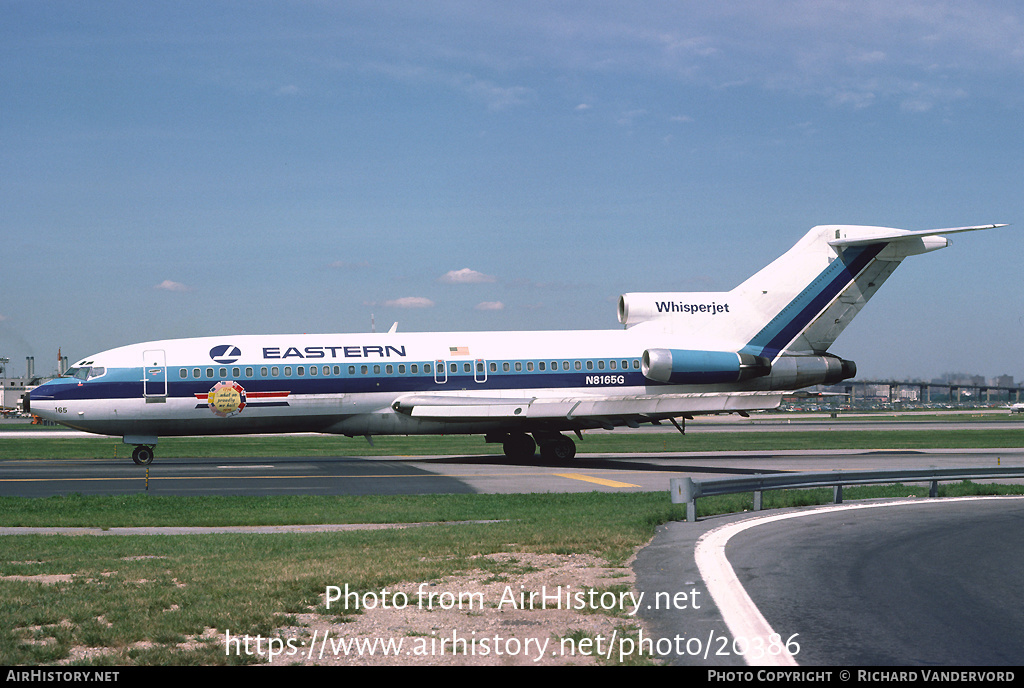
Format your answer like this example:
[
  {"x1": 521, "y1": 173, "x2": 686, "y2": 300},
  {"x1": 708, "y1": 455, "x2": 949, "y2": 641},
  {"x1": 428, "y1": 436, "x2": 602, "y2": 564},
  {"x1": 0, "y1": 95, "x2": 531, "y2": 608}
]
[{"x1": 449, "y1": 346, "x2": 470, "y2": 356}]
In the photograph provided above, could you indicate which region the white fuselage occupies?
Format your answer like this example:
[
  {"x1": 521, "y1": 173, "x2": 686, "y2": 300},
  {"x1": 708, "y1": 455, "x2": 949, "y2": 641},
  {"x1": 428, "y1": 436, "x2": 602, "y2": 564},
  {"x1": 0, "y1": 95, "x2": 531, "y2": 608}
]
[{"x1": 32, "y1": 326, "x2": 767, "y2": 440}]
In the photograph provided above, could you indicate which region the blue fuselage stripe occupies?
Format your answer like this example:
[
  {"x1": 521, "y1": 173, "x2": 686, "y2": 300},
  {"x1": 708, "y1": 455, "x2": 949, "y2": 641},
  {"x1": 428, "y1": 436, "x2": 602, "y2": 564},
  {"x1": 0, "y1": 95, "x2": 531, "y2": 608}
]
[{"x1": 32, "y1": 367, "x2": 650, "y2": 402}]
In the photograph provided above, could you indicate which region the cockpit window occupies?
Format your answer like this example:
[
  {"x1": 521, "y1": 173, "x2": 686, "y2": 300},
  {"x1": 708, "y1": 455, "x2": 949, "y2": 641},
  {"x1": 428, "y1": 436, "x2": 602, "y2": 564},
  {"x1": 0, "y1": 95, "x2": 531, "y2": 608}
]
[{"x1": 65, "y1": 366, "x2": 106, "y2": 381}]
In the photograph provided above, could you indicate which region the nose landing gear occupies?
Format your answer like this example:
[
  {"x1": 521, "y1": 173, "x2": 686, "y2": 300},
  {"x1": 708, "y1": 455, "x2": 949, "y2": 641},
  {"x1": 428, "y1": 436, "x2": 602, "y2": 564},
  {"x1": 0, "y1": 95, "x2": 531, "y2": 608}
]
[{"x1": 131, "y1": 445, "x2": 155, "y2": 465}]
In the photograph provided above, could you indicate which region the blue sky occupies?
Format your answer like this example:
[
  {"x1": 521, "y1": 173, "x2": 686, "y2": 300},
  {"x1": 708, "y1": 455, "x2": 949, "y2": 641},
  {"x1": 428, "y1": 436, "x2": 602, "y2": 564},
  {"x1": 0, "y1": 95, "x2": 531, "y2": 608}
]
[{"x1": 2, "y1": 1, "x2": 1022, "y2": 382}]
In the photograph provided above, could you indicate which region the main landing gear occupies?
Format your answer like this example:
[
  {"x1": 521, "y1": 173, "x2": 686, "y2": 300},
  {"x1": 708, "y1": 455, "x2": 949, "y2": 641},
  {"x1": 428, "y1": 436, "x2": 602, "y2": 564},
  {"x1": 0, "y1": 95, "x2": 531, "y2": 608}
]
[{"x1": 491, "y1": 432, "x2": 577, "y2": 462}]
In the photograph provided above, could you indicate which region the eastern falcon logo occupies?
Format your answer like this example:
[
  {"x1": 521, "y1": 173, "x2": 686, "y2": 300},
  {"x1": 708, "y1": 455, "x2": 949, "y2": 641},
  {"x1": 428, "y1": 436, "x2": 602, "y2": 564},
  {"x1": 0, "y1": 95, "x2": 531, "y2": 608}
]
[{"x1": 209, "y1": 344, "x2": 242, "y2": 365}]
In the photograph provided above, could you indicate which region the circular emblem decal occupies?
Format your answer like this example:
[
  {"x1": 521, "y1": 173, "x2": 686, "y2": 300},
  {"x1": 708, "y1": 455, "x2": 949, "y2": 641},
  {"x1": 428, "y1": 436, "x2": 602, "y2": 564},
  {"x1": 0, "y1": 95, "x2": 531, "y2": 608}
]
[
  {"x1": 209, "y1": 344, "x2": 242, "y2": 364},
  {"x1": 208, "y1": 380, "x2": 246, "y2": 417}
]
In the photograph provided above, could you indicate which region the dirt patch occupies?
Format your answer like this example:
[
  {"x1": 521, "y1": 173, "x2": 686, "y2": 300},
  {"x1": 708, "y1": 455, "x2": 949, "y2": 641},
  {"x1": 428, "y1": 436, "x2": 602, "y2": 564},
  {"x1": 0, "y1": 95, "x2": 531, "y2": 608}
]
[
  {"x1": 2, "y1": 574, "x2": 75, "y2": 584},
  {"x1": 265, "y1": 552, "x2": 651, "y2": 666}
]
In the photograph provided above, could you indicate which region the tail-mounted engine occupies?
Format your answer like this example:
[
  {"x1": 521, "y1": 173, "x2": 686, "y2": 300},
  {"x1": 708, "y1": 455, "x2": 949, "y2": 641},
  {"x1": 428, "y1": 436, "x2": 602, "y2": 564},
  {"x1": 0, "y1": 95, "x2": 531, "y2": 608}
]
[
  {"x1": 759, "y1": 354, "x2": 857, "y2": 389},
  {"x1": 618, "y1": 292, "x2": 734, "y2": 327},
  {"x1": 642, "y1": 349, "x2": 771, "y2": 384},
  {"x1": 641, "y1": 349, "x2": 856, "y2": 389}
]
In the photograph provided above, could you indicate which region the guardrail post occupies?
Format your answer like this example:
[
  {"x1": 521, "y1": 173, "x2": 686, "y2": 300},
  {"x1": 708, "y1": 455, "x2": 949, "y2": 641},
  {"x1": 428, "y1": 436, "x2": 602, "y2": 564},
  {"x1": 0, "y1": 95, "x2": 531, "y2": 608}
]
[
  {"x1": 753, "y1": 490, "x2": 763, "y2": 511},
  {"x1": 670, "y1": 477, "x2": 699, "y2": 522},
  {"x1": 833, "y1": 485, "x2": 843, "y2": 504},
  {"x1": 929, "y1": 480, "x2": 938, "y2": 498}
]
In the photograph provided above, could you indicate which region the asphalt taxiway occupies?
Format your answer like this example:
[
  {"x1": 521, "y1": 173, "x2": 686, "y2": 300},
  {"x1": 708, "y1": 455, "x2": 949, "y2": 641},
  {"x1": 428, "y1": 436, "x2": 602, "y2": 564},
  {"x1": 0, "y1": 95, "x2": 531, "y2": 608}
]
[
  {"x1": 1, "y1": 447, "x2": 1022, "y2": 497},
  {"x1": 8, "y1": 409, "x2": 1021, "y2": 496}
]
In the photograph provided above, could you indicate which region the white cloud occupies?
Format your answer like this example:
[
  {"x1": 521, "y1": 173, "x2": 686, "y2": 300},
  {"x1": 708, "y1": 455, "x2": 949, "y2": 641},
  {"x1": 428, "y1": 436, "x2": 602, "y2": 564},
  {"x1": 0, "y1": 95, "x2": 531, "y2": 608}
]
[
  {"x1": 155, "y1": 280, "x2": 191, "y2": 292},
  {"x1": 617, "y1": 109, "x2": 648, "y2": 126},
  {"x1": 384, "y1": 297, "x2": 435, "y2": 308},
  {"x1": 900, "y1": 98, "x2": 934, "y2": 113},
  {"x1": 475, "y1": 301, "x2": 505, "y2": 311},
  {"x1": 850, "y1": 50, "x2": 887, "y2": 65},
  {"x1": 830, "y1": 90, "x2": 876, "y2": 109},
  {"x1": 439, "y1": 268, "x2": 497, "y2": 284},
  {"x1": 329, "y1": 260, "x2": 370, "y2": 270},
  {"x1": 459, "y1": 75, "x2": 533, "y2": 111},
  {"x1": 368, "y1": 63, "x2": 533, "y2": 111}
]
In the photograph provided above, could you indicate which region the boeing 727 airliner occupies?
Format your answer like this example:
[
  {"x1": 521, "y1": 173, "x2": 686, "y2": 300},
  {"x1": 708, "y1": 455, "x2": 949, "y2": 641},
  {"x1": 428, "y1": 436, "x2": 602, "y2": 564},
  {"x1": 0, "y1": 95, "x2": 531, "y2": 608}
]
[{"x1": 29, "y1": 223, "x2": 1006, "y2": 464}]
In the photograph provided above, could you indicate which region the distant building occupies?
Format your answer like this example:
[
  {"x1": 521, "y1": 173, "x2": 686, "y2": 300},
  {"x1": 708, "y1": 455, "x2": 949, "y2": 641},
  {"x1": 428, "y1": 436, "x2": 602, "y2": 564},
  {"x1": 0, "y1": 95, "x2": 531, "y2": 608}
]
[
  {"x1": 0, "y1": 378, "x2": 32, "y2": 415},
  {"x1": 0, "y1": 357, "x2": 44, "y2": 415},
  {"x1": 896, "y1": 387, "x2": 919, "y2": 402},
  {"x1": 994, "y1": 374, "x2": 1015, "y2": 388}
]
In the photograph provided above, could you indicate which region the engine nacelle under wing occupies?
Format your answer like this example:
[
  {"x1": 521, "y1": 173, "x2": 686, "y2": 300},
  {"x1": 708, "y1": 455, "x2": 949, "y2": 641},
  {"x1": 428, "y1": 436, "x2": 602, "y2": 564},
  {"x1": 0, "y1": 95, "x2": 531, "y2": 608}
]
[{"x1": 642, "y1": 349, "x2": 772, "y2": 384}]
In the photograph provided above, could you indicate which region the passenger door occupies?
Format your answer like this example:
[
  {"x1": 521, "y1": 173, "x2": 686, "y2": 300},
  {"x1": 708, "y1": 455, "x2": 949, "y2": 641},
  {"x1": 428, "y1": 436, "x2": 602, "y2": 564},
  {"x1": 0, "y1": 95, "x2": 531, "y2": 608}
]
[{"x1": 143, "y1": 349, "x2": 167, "y2": 402}]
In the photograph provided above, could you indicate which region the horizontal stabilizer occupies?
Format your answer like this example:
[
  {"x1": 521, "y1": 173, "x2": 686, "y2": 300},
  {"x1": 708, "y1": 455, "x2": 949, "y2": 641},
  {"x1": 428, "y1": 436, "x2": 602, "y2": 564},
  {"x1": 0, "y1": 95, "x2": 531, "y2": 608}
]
[{"x1": 829, "y1": 224, "x2": 1007, "y2": 248}]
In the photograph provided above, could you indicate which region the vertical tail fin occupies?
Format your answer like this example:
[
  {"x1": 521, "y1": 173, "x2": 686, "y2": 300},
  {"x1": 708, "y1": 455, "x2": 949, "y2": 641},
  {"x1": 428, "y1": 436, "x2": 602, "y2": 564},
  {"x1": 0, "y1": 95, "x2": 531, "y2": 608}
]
[
  {"x1": 620, "y1": 224, "x2": 1004, "y2": 361},
  {"x1": 736, "y1": 224, "x2": 1005, "y2": 359}
]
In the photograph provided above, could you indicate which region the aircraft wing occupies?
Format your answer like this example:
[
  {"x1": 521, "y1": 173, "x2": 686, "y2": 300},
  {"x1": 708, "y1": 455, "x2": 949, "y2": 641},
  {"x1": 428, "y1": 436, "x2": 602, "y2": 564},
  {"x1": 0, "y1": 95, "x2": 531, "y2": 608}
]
[{"x1": 391, "y1": 391, "x2": 784, "y2": 424}]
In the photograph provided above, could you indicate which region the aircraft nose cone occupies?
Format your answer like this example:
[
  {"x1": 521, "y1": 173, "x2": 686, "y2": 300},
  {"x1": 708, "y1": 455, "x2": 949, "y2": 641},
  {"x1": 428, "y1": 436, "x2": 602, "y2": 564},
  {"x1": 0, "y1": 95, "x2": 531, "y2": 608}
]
[
  {"x1": 29, "y1": 378, "x2": 78, "y2": 404},
  {"x1": 29, "y1": 385, "x2": 53, "y2": 401}
]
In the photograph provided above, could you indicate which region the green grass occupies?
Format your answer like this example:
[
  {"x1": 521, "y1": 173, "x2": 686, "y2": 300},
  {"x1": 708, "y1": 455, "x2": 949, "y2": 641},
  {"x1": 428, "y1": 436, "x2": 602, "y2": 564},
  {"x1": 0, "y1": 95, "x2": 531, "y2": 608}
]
[
  {"x1": 0, "y1": 492, "x2": 677, "y2": 665},
  {"x1": 3, "y1": 483, "x2": 1024, "y2": 665}
]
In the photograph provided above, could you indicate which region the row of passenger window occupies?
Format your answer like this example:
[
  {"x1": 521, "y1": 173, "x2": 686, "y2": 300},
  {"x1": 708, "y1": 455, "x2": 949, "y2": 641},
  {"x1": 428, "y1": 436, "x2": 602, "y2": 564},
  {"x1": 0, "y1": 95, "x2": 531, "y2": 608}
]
[
  {"x1": 177, "y1": 359, "x2": 642, "y2": 380},
  {"x1": 180, "y1": 365, "x2": 344, "y2": 380},
  {"x1": 490, "y1": 359, "x2": 640, "y2": 373}
]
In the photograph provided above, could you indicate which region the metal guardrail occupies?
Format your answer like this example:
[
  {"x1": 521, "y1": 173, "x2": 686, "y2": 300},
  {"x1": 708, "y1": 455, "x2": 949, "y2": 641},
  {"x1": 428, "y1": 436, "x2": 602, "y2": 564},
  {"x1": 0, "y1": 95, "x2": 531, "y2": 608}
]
[{"x1": 670, "y1": 467, "x2": 1024, "y2": 522}]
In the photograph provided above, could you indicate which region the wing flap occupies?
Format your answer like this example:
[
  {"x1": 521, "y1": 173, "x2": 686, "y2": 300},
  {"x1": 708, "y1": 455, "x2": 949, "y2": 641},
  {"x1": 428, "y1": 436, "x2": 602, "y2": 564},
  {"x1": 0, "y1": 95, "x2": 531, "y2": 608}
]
[
  {"x1": 393, "y1": 395, "x2": 534, "y2": 420},
  {"x1": 392, "y1": 392, "x2": 784, "y2": 421}
]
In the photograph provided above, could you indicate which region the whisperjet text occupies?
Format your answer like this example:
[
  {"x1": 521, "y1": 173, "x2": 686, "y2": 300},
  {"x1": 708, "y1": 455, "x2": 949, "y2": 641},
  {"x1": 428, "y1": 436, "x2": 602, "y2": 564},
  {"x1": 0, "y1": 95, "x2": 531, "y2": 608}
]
[{"x1": 655, "y1": 300, "x2": 731, "y2": 315}]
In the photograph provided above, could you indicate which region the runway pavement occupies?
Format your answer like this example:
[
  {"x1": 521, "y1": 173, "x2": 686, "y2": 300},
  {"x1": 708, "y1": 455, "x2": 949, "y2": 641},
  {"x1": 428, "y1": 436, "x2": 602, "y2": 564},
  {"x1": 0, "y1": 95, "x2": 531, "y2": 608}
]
[{"x1": 1, "y1": 448, "x2": 1022, "y2": 497}]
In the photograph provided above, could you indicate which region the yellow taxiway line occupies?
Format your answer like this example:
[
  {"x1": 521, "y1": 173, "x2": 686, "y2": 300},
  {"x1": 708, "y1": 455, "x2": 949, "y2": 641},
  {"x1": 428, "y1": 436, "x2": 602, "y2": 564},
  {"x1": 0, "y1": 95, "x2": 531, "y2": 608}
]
[{"x1": 553, "y1": 473, "x2": 640, "y2": 488}]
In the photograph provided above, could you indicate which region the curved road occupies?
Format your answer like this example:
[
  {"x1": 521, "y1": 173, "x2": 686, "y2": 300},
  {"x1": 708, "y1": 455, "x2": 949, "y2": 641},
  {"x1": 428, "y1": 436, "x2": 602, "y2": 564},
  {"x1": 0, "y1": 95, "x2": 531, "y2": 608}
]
[
  {"x1": 727, "y1": 498, "x2": 1024, "y2": 665},
  {"x1": 635, "y1": 497, "x2": 1024, "y2": 666}
]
